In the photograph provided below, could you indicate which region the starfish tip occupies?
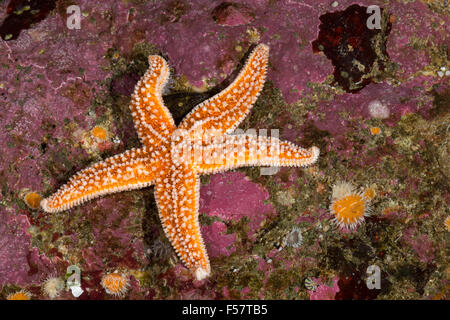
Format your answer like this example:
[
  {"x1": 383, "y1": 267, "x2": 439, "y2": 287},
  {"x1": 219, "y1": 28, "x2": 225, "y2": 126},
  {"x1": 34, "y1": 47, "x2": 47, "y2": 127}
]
[
  {"x1": 40, "y1": 198, "x2": 48, "y2": 211},
  {"x1": 311, "y1": 146, "x2": 320, "y2": 163},
  {"x1": 194, "y1": 266, "x2": 211, "y2": 281}
]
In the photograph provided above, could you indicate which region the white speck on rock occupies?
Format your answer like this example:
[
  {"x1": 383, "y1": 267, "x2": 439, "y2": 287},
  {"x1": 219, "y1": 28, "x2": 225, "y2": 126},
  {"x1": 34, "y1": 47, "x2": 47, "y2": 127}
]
[
  {"x1": 368, "y1": 100, "x2": 390, "y2": 119},
  {"x1": 70, "y1": 285, "x2": 84, "y2": 298}
]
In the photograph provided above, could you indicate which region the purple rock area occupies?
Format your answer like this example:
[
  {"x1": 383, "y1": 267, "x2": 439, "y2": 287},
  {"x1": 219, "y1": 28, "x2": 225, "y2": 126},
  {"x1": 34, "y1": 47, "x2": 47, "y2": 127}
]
[
  {"x1": 201, "y1": 221, "x2": 236, "y2": 258},
  {"x1": 200, "y1": 172, "x2": 276, "y2": 240},
  {"x1": 0, "y1": 0, "x2": 449, "y2": 300},
  {"x1": 0, "y1": 209, "x2": 55, "y2": 286},
  {"x1": 308, "y1": 276, "x2": 340, "y2": 300}
]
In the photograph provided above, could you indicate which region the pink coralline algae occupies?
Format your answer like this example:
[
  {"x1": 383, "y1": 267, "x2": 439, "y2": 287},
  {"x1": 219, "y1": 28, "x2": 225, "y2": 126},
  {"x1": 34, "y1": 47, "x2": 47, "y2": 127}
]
[
  {"x1": 402, "y1": 226, "x2": 436, "y2": 264},
  {"x1": 308, "y1": 78, "x2": 438, "y2": 143},
  {"x1": 199, "y1": 172, "x2": 276, "y2": 240},
  {"x1": 0, "y1": 209, "x2": 55, "y2": 286},
  {"x1": 308, "y1": 277, "x2": 340, "y2": 300},
  {"x1": 112, "y1": 0, "x2": 337, "y2": 102},
  {"x1": 0, "y1": 1, "x2": 113, "y2": 207},
  {"x1": 201, "y1": 221, "x2": 236, "y2": 258},
  {"x1": 387, "y1": 1, "x2": 446, "y2": 81},
  {"x1": 410, "y1": 235, "x2": 436, "y2": 265},
  {"x1": 212, "y1": 2, "x2": 255, "y2": 27},
  {"x1": 79, "y1": 196, "x2": 148, "y2": 272}
]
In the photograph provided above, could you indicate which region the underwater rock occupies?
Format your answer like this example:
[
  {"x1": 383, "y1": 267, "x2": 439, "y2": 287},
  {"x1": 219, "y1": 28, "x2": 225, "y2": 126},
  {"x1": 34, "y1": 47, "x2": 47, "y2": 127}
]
[
  {"x1": 212, "y1": 2, "x2": 255, "y2": 27},
  {"x1": 0, "y1": 210, "x2": 55, "y2": 286},
  {"x1": 200, "y1": 172, "x2": 276, "y2": 240},
  {"x1": 312, "y1": 4, "x2": 391, "y2": 93},
  {"x1": 201, "y1": 221, "x2": 236, "y2": 258},
  {"x1": 0, "y1": 0, "x2": 448, "y2": 299}
]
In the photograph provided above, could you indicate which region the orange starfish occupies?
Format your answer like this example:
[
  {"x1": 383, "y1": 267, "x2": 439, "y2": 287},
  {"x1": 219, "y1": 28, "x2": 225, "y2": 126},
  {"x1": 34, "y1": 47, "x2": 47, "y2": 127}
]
[{"x1": 41, "y1": 44, "x2": 320, "y2": 280}]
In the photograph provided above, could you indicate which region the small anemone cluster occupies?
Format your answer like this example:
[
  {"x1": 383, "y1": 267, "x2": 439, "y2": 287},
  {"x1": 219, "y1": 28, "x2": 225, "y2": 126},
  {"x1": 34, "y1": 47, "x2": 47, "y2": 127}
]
[
  {"x1": 42, "y1": 276, "x2": 65, "y2": 299},
  {"x1": 283, "y1": 227, "x2": 303, "y2": 248},
  {"x1": 368, "y1": 99, "x2": 390, "y2": 119},
  {"x1": 6, "y1": 276, "x2": 65, "y2": 300}
]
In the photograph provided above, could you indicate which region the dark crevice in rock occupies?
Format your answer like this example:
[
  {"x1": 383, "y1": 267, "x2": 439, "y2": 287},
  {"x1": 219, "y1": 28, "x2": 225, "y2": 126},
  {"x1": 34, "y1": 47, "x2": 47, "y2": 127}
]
[
  {"x1": 312, "y1": 4, "x2": 392, "y2": 93},
  {"x1": 0, "y1": 0, "x2": 56, "y2": 41}
]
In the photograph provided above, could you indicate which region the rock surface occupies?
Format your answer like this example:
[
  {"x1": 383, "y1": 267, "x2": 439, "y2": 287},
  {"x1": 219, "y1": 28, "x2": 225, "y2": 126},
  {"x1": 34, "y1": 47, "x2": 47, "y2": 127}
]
[{"x1": 0, "y1": 0, "x2": 448, "y2": 299}]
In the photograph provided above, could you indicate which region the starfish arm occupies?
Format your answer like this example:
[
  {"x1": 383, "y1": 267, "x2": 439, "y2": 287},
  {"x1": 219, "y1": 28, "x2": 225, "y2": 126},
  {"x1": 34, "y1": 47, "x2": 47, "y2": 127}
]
[
  {"x1": 178, "y1": 44, "x2": 269, "y2": 136},
  {"x1": 41, "y1": 147, "x2": 159, "y2": 213},
  {"x1": 130, "y1": 55, "x2": 175, "y2": 149},
  {"x1": 193, "y1": 134, "x2": 320, "y2": 174},
  {"x1": 154, "y1": 165, "x2": 210, "y2": 280}
]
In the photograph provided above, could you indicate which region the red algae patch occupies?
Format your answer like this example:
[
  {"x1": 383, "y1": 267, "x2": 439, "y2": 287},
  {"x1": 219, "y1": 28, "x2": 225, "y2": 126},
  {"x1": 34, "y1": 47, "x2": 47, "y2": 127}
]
[{"x1": 0, "y1": 0, "x2": 56, "y2": 41}]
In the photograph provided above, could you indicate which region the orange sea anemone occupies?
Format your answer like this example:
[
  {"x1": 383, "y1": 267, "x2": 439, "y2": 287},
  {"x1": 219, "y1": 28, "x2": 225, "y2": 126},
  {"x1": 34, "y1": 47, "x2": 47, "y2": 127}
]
[
  {"x1": 363, "y1": 186, "x2": 376, "y2": 200},
  {"x1": 24, "y1": 192, "x2": 42, "y2": 209},
  {"x1": 370, "y1": 127, "x2": 381, "y2": 135},
  {"x1": 91, "y1": 125, "x2": 108, "y2": 141},
  {"x1": 329, "y1": 181, "x2": 371, "y2": 230},
  {"x1": 101, "y1": 271, "x2": 129, "y2": 297},
  {"x1": 7, "y1": 290, "x2": 32, "y2": 300}
]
